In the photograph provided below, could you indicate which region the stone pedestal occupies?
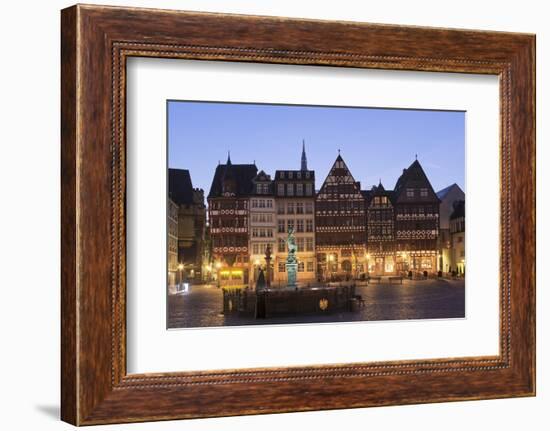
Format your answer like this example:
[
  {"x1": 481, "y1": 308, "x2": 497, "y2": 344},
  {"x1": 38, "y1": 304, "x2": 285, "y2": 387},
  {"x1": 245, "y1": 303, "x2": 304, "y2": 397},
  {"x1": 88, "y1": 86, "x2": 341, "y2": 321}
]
[{"x1": 286, "y1": 262, "x2": 298, "y2": 287}]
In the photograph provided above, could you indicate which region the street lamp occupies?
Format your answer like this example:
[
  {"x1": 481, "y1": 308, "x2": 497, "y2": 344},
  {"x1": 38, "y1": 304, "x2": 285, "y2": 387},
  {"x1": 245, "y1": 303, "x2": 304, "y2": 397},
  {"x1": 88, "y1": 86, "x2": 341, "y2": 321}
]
[
  {"x1": 401, "y1": 252, "x2": 408, "y2": 274},
  {"x1": 177, "y1": 263, "x2": 184, "y2": 292},
  {"x1": 365, "y1": 253, "x2": 370, "y2": 272},
  {"x1": 253, "y1": 258, "x2": 261, "y2": 287},
  {"x1": 215, "y1": 261, "x2": 222, "y2": 288},
  {"x1": 328, "y1": 254, "x2": 334, "y2": 281}
]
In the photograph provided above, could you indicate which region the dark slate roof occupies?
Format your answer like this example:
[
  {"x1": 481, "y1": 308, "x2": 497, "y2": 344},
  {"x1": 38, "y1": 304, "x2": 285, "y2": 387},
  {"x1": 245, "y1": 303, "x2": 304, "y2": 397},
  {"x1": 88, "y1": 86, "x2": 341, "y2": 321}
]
[
  {"x1": 371, "y1": 181, "x2": 387, "y2": 194},
  {"x1": 450, "y1": 200, "x2": 465, "y2": 219},
  {"x1": 393, "y1": 159, "x2": 440, "y2": 203},
  {"x1": 436, "y1": 183, "x2": 462, "y2": 200},
  {"x1": 168, "y1": 168, "x2": 194, "y2": 205},
  {"x1": 274, "y1": 170, "x2": 315, "y2": 181},
  {"x1": 251, "y1": 170, "x2": 274, "y2": 196},
  {"x1": 364, "y1": 182, "x2": 394, "y2": 205},
  {"x1": 207, "y1": 163, "x2": 258, "y2": 198},
  {"x1": 253, "y1": 170, "x2": 272, "y2": 182}
]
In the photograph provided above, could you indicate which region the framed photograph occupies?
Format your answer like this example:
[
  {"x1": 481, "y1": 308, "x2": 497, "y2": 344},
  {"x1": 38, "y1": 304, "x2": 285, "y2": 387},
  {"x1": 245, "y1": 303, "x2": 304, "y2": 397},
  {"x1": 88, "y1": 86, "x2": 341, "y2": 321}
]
[{"x1": 61, "y1": 4, "x2": 535, "y2": 425}]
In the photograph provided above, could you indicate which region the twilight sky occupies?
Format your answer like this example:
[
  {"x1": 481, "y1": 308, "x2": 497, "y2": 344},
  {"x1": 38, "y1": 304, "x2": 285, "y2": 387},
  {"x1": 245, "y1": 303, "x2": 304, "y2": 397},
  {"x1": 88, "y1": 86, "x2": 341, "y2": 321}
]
[{"x1": 168, "y1": 101, "x2": 465, "y2": 195}]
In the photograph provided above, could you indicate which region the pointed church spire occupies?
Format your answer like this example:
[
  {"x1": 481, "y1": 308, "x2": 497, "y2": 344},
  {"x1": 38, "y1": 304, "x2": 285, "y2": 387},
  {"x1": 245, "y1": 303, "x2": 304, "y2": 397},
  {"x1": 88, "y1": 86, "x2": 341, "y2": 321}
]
[
  {"x1": 301, "y1": 139, "x2": 308, "y2": 171},
  {"x1": 226, "y1": 151, "x2": 232, "y2": 165}
]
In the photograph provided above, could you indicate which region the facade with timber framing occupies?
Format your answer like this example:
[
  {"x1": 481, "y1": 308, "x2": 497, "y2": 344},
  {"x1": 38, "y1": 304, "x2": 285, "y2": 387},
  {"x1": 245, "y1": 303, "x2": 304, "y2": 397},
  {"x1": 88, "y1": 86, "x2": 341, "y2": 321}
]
[
  {"x1": 392, "y1": 159, "x2": 441, "y2": 274},
  {"x1": 185, "y1": 148, "x2": 449, "y2": 287},
  {"x1": 365, "y1": 182, "x2": 396, "y2": 275},
  {"x1": 207, "y1": 155, "x2": 257, "y2": 286},
  {"x1": 315, "y1": 154, "x2": 367, "y2": 280}
]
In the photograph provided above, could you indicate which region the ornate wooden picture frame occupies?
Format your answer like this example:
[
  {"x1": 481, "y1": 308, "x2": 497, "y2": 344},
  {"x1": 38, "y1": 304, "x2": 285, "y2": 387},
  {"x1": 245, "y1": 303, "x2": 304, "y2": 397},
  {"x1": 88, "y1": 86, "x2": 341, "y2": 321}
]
[{"x1": 61, "y1": 4, "x2": 535, "y2": 425}]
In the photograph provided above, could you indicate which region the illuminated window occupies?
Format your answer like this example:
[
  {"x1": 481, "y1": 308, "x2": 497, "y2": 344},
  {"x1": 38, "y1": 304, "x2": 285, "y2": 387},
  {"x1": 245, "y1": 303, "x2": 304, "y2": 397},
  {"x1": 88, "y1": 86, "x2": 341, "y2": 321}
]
[
  {"x1": 298, "y1": 262, "x2": 305, "y2": 272},
  {"x1": 306, "y1": 237, "x2": 314, "y2": 251},
  {"x1": 278, "y1": 238, "x2": 286, "y2": 253},
  {"x1": 278, "y1": 262, "x2": 286, "y2": 272},
  {"x1": 306, "y1": 261, "x2": 314, "y2": 272}
]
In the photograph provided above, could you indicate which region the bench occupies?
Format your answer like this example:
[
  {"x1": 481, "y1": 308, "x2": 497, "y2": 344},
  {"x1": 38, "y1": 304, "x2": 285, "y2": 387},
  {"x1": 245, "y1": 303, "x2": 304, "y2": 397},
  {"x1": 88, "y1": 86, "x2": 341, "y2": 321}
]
[{"x1": 368, "y1": 276, "x2": 382, "y2": 284}]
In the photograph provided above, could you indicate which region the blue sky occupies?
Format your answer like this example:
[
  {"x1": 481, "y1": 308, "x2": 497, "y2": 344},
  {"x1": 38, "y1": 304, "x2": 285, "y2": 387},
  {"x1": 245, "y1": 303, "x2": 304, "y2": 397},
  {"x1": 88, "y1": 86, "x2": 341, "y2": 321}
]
[{"x1": 168, "y1": 101, "x2": 465, "y2": 194}]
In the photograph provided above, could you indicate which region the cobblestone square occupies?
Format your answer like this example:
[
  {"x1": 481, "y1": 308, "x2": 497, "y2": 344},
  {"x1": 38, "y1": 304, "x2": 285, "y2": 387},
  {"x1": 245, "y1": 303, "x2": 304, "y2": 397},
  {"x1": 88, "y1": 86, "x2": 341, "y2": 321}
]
[{"x1": 167, "y1": 278, "x2": 465, "y2": 329}]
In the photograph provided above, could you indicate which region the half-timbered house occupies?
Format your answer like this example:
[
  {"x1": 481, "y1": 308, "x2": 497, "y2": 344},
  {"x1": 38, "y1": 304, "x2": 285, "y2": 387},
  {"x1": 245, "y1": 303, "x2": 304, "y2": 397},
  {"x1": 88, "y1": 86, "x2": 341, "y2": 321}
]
[
  {"x1": 393, "y1": 159, "x2": 440, "y2": 274},
  {"x1": 315, "y1": 153, "x2": 366, "y2": 280},
  {"x1": 365, "y1": 182, "x2": 396, "y2": 275},
  {"x1": 207, "y1": 155, "x2": 257, "y2": 286}
]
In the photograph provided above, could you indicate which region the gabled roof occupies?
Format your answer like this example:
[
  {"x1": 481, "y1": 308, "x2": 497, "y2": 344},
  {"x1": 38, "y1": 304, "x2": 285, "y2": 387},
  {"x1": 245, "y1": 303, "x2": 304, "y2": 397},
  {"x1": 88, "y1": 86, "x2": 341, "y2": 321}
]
[
  {"x1": 436, "y1": 183, "x2": 463, "y2": 200},
  {"x1": 318, "y1": 153, "x2": 361, "y2": 195},
  {"x1": 364, "y1": 181, "x2": 394, "y2": 205},
  {"x1": 168, "y1": 168, "x2": 194, "y2": 205},
  {"x1": 393, "y1": 159, "x2": 440, "y2": 203},
  {"x1": 207, "y1": 163, "x2": 258, "y2": 198},
  {"x1": 252, "y1": 170, "x2": 272, "y2": 182}
]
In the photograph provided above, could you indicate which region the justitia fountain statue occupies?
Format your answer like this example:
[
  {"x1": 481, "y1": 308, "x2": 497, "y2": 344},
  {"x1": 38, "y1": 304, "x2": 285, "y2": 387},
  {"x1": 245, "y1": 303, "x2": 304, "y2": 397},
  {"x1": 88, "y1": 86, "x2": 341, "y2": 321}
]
[{"x1": 286, "y1": 227, "x2": 298, "y2": 288}]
